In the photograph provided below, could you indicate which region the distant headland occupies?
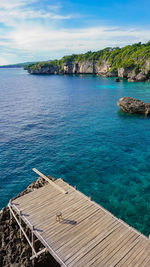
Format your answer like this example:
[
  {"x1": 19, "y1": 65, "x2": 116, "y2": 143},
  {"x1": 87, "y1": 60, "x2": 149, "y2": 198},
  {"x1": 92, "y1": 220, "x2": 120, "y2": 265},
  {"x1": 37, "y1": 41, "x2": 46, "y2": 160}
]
[
  {"x1": 0, "y1": 62, "x2": 38, "y2": 69},
  {"x1": 26, "y1": 41, "x2": 150, "y2": 82}
]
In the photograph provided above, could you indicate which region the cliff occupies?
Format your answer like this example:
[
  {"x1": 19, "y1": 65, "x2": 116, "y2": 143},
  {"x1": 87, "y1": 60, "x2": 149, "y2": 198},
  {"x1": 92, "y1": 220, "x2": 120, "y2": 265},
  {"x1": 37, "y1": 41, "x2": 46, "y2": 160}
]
[
  {"x1": 27, "y1": 42, "x2": 150, "y2": 82},
  {"x1": 0, "y1": 177, "x2": 60, "y2": 267}
]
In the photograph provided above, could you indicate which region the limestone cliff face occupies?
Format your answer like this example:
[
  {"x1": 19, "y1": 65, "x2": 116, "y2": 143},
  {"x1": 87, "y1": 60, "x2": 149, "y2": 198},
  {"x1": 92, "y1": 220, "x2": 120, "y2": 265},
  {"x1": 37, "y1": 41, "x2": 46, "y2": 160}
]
[
  {"x1": 29, "y1": 64, "x2": 59, "y2": 75},
  {"x1": 28, "y1": 60, "x2": 150, "y2": 82},
  {"x1": 29, "y1": 60, "x2": 112, "y2": 76},
  {"x1": 118, "y1": 67, "x2": 147, "y2": 82},
  {"x1": 64, "y1": 61, "x2": 94, "y2": 74}
]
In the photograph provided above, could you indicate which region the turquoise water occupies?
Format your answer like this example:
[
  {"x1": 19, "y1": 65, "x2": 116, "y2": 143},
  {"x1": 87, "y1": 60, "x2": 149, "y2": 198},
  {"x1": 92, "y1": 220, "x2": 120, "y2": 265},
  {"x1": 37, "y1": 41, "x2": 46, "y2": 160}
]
[{"x1": 1, "y1": 68, "x2": 150, "y2": 235}]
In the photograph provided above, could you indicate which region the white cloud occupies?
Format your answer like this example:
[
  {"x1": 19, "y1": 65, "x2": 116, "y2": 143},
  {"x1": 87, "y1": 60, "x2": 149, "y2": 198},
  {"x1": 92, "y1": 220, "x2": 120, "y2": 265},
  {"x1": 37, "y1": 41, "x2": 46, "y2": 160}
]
[
  {"x1": 4, "y1": 25, "x2": 150, "y2": 55},
  {"x1": 0, "y1": 0, "x2": 150, "y2": 64},
  {"x1": 0, "y1": 56, "x2": 9, "y2": 65},
  {"x1": 0, "y1": 0, "x2": 73, "y2": 26},
  {"x1": 47, "y1": 4, "x2": 62, "y2": 11},
  {"x1": 0, "y1": 0, "x2": 35, "y2": 9},
  {"x1": 0, "y1": 9, "x2": 72, "y2": 25}
]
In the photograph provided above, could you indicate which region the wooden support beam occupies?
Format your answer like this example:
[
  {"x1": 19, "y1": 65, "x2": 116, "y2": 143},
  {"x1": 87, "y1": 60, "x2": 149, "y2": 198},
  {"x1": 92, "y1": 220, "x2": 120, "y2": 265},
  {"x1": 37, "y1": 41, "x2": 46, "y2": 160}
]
[
  {"x1": 12, "y1": 203, "x2": 33, "y2": 229},
  {"x1": 19, "y1": 210, "x2": 22, "y2": 239},
  {"x1": 31, "y1": 225, "x2": 35, "y2": 265},
  {"x1": 31, "y1": 225, "x2": 35, "y2": 258},
  {"x1": 8, "y1": 175, "x2": 150, "y2": 267},
  {"x1": 30, "y1": 248, "x2": 47, "y2": 260},
  {"x1": 9, "y1": 199, "x2": 13, "y2": 223},
  {"x1": 32, "y1": 168, "x2": 68, "y2": 194},
  {"x1": 8, "y1": 203, "x2": 37, "y2": 258}
]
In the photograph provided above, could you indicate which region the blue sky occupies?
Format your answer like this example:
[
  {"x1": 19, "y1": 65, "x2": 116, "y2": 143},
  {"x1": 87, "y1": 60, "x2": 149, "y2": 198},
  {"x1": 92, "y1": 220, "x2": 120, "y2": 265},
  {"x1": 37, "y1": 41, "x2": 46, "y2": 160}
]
[{"x1": 0, "y1": 0, "x2": 150, "y2": 65}]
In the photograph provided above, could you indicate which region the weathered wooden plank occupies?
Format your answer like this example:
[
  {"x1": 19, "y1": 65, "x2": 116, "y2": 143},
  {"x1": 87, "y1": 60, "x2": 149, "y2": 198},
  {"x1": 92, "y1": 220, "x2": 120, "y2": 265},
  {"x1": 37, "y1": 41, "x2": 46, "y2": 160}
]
[
  {"x1": 76, "y1": 224, "x2": 127, "y2": 267},
  {"x1": 62, "y1": 220, "x2": 119, "y2": 266},
  {"x1": 14, "y1": 184, "x2": 76, "y2": 218},
  {"x1": 12, "y1": 183, "x2": 53, "y2": 203},
  {"x1": 54, "y1": 210, "x2": 106, "y2": 252},
  {"x1": 32, "y1": 196, "x2": 88, "y2": 225},
  {"x1": 65, "y1": 222, "x2": 121, "y2": 267},
  {"x1": 15, "y1": 196, "x2": 94, "y2": 240},
  {"x1": 33, "y1": 168, "x2": 68, "y2": 194},
  {"x1": 116, "y1": 238, "x2": 149, "y2": 266},
  {"x1": 56, "y1": 212, "x2": 113, "y2": 257},
  {"x1": 11, "y1": 174, "x2": 150, "y2": 267},
  {"x1": 77, "y1": 228, "x2": 132, "y2": 267},
  {"x1": 92, "y1": 231, "x2": 139, "y2": 266},
  {"x1": 142, "y1": 259, "x2": 150, "y2": 267},
  {"x1": 34, "y1": 199, "x2": 94, "y2": 236},
  {"x1": 51, "y1": 210, "x2": 106, "y2": 251},
  {"x1": 65, "y1": 219, "x2": 120, "y2": 265},
  {"x1": 44, "y1": 203, "x2": 99, "y2": 242},
  {"x1": 14, "y1": 188, "x2": 63, "y2": 213},
  {"x1": 105, "y1": 236, "x2": 141, "y2": 266},
  {"x1": 54, "y1": 179, "x2": 74, "y2": 192},
  {"x1": 20, "y1": 189, "x2": 76, "y2": 221},
  {"x1": 29, "y1": 192, "x2": 91, "y2": 228},
  {"x1": 134, "y1": 245, "x2": 150, "y2": 267},
  {"x1": 12, "y1": 185, "x2": 61, "y2": 207},
  {"x1": 132, "y1": 248, "x2": 150, "y2": 267}
]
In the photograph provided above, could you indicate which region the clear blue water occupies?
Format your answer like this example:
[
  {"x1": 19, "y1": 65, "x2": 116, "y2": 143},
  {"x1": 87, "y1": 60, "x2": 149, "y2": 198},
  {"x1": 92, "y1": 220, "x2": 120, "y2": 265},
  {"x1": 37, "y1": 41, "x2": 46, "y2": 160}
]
[{"x1": 1, "y1": 68, "x2": 150, "y2": 235}]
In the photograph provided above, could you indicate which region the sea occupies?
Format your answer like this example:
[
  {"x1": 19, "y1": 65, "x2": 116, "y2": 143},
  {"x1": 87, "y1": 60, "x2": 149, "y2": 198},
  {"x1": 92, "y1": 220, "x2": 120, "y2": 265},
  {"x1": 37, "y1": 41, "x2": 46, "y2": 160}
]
[{"x1": 0, "y1": 68, "x2": 150, "y2": 235}]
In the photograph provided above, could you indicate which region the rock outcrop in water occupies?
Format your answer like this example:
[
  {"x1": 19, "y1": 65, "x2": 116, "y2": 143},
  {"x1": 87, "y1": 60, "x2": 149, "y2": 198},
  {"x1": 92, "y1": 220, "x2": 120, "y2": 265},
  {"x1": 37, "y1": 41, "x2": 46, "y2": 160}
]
[
  {"x1": 0, "y1": 177, "x2": 60, "y2": 267},
  {"x1": 117, "y1": 97, "x2": 150, "y2": 115}
]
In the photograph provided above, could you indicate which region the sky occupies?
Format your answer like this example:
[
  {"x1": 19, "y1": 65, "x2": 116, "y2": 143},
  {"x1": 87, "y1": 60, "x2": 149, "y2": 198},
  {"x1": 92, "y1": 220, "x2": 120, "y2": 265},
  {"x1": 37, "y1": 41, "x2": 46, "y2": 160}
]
[{"x1": 0, "y1": 0, "x2": 150, "y2": 65}]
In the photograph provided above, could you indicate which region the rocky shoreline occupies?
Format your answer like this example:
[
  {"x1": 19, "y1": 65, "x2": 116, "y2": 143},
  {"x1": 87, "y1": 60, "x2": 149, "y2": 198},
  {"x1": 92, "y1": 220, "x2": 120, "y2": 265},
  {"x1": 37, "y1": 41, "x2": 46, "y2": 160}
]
[
  {"x1": 28, "y1": 60, "x2": 150, "y2": 82},
  {"x1": 0, "y1": 177, "x2": 60, "y2": 267},
  {"x1": 27, "y1": 42, "x2": 150, "y2": 82}
]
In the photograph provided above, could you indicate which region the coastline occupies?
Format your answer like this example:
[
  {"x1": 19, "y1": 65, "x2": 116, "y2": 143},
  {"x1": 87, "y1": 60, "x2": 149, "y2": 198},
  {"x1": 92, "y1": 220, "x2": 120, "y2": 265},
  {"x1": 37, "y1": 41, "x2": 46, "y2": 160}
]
[
  {"x1": 27, "y1": 60, "x2": 150, "y2": 82},
  {"x1": 26, "y1": 42, "x2": 150, "y2": 82}
]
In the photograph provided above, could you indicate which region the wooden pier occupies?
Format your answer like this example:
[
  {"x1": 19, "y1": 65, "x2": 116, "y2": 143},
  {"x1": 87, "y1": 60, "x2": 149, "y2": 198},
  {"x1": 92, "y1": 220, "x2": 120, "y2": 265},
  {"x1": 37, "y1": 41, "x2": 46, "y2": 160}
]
[{"x1": 8, "y1": 169, "x2": 150, "y2": 266}]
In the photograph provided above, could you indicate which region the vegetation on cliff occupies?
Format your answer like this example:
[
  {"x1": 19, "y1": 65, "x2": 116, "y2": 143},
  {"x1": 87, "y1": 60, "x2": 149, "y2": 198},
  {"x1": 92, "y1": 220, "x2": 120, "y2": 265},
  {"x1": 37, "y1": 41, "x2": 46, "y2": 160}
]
[{"x1": 26, "y1": 41, "x2": 150, "y2": 74}]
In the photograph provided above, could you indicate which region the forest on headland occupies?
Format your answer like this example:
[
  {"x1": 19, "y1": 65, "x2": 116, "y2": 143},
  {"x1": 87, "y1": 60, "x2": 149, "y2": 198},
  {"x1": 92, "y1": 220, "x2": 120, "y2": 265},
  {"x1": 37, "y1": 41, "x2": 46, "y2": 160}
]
[{"x1": 26, "y1": 41, "x2": 150, "y2": 82}]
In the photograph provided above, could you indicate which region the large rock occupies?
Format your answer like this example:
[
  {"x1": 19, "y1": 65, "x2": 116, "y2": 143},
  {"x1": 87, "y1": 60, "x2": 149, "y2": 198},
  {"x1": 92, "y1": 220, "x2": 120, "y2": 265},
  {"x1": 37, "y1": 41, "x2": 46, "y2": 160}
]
[
  {"x1": 127, "y1": 71, "x2": 147, "y2": 82},
  {"x1": 118, "y1": 68, "x2": 129, "y2": 78},
  {"x1": 29, "y1": 65, "x2": 59, "y2": 74},
  {"x1": 128, "y1": 78, "x2": 136, "y2": 82},
  {"x1": 127, "y1": 69, "x2": 139, "y2": 82},
  {"x1": 117, "y1": 97, "x2": 150, "y2": 115},
  {"x1": 144, "y1": 60, "x2": 150, "y2": 75},
  {"x1": 135, "y1": 72, "x2": 146, "y2": 81},
  {"x1": 115, "y1": 78, "x2": 120, "y2": 82},
  {"x1": 95, "y1": 60, "x2": 111, "y2": 75}
]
